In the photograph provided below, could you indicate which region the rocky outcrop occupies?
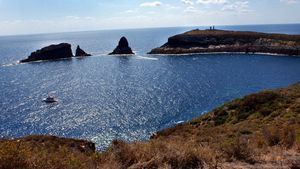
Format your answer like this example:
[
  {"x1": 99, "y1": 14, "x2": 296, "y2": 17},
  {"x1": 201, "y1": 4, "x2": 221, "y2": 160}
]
[
  {"x1": 20, "y1": 43, "x2": 73, "y2": 63},
  {"x1": 109, "y1": 37, "x2": 134, "y2": 55},
  {"x1": 4, "y1": 135, "x2": 96, "y2": 153},
  {"x1": 75, "y1": 45, "x2": 91, "y2": 57},
  {"x1": 148, "y1": 29, "x2": 300, "y2": 56}
]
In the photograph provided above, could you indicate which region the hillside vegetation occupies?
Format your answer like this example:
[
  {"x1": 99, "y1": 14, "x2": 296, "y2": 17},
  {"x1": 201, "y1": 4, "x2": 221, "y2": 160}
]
[{"x1": 1, "y1": 82, "x2": 300, "y2": 169}]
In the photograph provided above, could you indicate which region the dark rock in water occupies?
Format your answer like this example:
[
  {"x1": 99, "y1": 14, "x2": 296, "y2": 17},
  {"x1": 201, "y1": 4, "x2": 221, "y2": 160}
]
[
  {"x1": 109, "y1": 37, "x2": 134, "y2": 55},
  {"x1": 20, "y1": 43, "x2": 73, "y2": 63},
  {"x1": 75, "y1": 45, "x2": 91, "y2": 57}
]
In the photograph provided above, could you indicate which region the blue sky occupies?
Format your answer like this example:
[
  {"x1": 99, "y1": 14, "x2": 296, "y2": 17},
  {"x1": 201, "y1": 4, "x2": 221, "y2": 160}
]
[{"x1": 0, "y1": 0, "x2": 299, "y2": 35}]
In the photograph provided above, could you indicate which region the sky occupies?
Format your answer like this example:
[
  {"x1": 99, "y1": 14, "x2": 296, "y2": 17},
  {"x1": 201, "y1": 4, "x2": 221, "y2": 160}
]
[{"x1": 0, "y1": 0, "x2": 299, "y2": 35}]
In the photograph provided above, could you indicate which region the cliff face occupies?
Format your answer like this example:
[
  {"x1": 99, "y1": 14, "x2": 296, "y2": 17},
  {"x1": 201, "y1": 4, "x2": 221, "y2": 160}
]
[
  {"x1": 20, "y1": 43, "x2": 74, "y2": 63},
  {"x1": 149, "y1": 29, "x2": 300, "y2": 56}
]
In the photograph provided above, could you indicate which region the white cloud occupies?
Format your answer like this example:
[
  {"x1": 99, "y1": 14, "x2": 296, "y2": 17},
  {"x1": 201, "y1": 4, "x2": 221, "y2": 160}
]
[
  {"x1": 184, "y1": 6, "x2": 201, "y2": 13},
  {"x1": 181, "y1": 0, "x2": 194, "y2": 5},
  {"x1": 124, "y1": 10, "x2": 135, "y2": 14},
  {"x1": 64, "y1": 16, "x2": 95, "y2": 21},
  {"x1": 165, "y1": 4, "x2": 179, "y2": 9},
  {"x1": 184, "y1": 6, "x2": 205, "y2": 13},
  {"x1": 222, "y1": 1, "x2": 251, "y2": 13},
  {"x1": 197, "y1": 0, "x2": 227, "y2": 4},
  {"x1": 280, "y1": 0, "x2": 298, "y2": 4},
  {"x1": 65, "y1": 16, "x2": 81, "y2": 20},
  {"x1": 140, "y1": 1, "x2": 162, "y2": 7},
  {"x1": 147, "y1": 11, "x2": 157, "y2": 14}
]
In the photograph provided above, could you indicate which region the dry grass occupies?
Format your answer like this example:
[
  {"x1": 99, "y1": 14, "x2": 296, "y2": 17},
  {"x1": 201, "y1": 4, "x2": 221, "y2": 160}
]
[
  {"x1": 98, "y1": 138, "x2": 207, "y2": 169},
  {"x1": 0, "y1": 135, "x2": 97, "y2": 169},
  {"x1": 184, "y1": 29, "x2": 300, "y2": 43}
]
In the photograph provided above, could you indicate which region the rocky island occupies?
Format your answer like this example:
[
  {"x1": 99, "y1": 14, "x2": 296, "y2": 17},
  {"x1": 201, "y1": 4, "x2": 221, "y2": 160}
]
[
  {"x1": 20, "y1": 43, "x2": 92, "y2": 63},
  {"x1": 149, "y1": 29, "x2": 300, "y2": 56},
  {"x1": 75, "y1": 45, "x2": 91, "y2": 57},
  {"x1": 1, "y1": 82, "x2": 300, "y2": 169},
  {"x1": 109, "y1": 37, "x2": 134, "y2": 55},
  {"x1": 20, "y1": 43, "x2": 74, "y2": 63}
]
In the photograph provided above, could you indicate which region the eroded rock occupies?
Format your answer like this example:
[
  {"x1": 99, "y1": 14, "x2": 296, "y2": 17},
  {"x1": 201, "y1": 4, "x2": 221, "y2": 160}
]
[
  {"x1": 109, "y1": 37, "x2": 134, "y2": 55},
  {"x1": 21, "y1": 43, "x2": 73, "y2": 63}
]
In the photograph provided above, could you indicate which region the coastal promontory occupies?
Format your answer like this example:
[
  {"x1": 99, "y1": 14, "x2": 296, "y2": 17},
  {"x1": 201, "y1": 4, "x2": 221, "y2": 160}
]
[
  {"x1": 20, "y1": 43, "x2": 74, "y2": 63},
  {"x1": 148, "y1": 29, "x2": 300, "y2": 56},
  {"x1": 109, "y1": 37, "x2": 134, "y2": 55}
]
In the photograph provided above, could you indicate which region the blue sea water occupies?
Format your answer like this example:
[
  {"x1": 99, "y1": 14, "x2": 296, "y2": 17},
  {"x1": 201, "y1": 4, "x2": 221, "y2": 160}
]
[{"x1": 1, "y1": 24, "x2": 300, "y2": 150}]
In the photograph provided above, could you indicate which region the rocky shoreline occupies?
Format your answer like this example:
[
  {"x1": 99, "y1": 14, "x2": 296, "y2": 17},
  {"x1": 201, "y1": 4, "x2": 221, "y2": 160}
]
[
  {"x1": 148, "y1": 29, "x2": 300, "y2": 56},
  {"x1": 18, "y1": 30, "x2": 300, "y2": 63}
]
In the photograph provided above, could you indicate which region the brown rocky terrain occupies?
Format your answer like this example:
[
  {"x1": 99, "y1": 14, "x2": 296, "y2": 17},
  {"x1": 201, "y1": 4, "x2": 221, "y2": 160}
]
[{"x1": 149, "y1": 29, "x2": 300, "y2": 56}]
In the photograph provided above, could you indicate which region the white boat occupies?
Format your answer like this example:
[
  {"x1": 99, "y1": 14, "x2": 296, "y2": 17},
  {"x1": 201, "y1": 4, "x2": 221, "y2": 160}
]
[{"x1": 43, "y1": 94, "x2": 58, "y2": 103}]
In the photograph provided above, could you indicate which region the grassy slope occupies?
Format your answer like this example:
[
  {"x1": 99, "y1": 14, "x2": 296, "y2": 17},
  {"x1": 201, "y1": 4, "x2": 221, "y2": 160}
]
[{"x1": 1, "y1": 83, "x2": 300, "y2": 169}]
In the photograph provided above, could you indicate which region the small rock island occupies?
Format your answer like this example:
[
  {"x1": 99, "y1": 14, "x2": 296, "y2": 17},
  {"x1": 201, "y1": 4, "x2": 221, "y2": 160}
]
[
  {"x1": 109, "y1": 37, "x2": 134, "y2": 55},
  {"x1": 148, "y1": 29, "x2": 300, "y2": 56},
  {"x1": 20, "y1": 43, "x2": 92, "y2": 63},
  {"x1": 75, "y1": 45, "x2": 91, "y2": 57},
  {"x1": 20, "y1": 43, "x2": 74, "y2": 63}
]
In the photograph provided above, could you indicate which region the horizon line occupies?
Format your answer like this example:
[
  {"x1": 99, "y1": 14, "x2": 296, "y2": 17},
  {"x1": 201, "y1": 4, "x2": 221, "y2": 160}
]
[{"x1": 0, "y1": 22, "x2": 299, "y2": 38}]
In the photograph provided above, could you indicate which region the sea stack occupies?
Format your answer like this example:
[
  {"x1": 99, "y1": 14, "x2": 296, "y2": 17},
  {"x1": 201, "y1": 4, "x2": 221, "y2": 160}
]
[
  {"x1": 75, "y1": 45, "x2": 91, "y2": 57},
  {"x1": 20, "y1": 43, "x2": 73, "y2": 63},
  {"x1": 109, "y1": 37, "x2": 134, "y2": 55}
]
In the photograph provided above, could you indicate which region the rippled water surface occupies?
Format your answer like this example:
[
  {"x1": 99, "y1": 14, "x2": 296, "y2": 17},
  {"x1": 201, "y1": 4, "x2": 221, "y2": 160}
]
[{"x1": 1, "y1": 24, "x2": 300, "y2": 149}]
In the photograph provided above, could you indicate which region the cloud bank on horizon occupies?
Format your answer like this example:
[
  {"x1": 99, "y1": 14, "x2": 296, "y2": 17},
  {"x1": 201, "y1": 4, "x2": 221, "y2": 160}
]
[{"x1": 0, "y1": 0, "x2": 299, "y2": 35}]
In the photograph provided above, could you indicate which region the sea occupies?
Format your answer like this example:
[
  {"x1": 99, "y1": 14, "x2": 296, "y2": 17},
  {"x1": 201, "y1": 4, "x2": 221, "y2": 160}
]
[{"x1": 1, "y1": 24, "x2": 300, "y2": 150}]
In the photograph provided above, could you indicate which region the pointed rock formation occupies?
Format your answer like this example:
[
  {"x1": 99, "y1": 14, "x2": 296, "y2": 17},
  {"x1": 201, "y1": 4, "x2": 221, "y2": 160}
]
[
  {"x1": 109, "y1": 37, "x2": 134, "y2": 55},
  {"x1": 20, "y1": 43, "x2": 73, "y2": 63},
  {"x1": 75, "y1": 45, "x2": 91, "y2": 57}
]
